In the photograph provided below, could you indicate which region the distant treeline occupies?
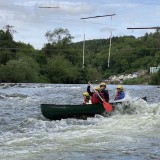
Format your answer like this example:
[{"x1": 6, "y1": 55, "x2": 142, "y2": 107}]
[{"x1": 0, "y1": 25, "x2": 159, "y2": 84}]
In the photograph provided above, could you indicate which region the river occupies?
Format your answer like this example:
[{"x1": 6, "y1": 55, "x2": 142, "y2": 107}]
[{"x1": 0, "y1": 83, "x2": 160, "y2": 160}]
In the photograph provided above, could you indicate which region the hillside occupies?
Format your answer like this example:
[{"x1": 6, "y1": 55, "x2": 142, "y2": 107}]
[
  {"x1": 71, "y1": 34, "x2": 160, "y2": 78},
  {"x1": 0, "y1": 26, "x2": 159, "y2": 84}
]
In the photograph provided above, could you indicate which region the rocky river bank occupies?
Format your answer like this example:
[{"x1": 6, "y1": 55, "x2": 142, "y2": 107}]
[{"x1": 106, "y1": 70, "x2": 149, "y2": 84}]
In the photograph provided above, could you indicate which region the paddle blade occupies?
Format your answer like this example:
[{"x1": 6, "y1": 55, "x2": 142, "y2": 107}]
[{"x1": 103, "y1": 101, "x2": 112, "y2": 112}]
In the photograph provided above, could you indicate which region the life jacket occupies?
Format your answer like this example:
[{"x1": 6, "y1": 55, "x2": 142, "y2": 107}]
[
  {"x1": 115, "y1": 91, "x2": 125, "y2": 100},
  {"x1": 116, "y1": 92, "x2": 120, "y2": 97},
  {"x1": 83, "y1": 99, "x2": 87, "y2": 105},
  {"x1": 83, "y1": 99, "x2": 89, "y2": 104},
  {"x1": 83, "y1": 100, "x2": 92, "y2": 105},
  {"x1": 100, "y1": 90, "x2": 109, "y2": 102},
  {"x1": 91, "y1": 93, "x2": 101, "y2": 104}
]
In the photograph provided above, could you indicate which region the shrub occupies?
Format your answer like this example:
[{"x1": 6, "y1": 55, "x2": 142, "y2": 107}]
[
  {"x1": 0, "y1": 59, "x2": 40, "y2": 82},
  {"x1": 149, "y1": 69, "x2": 160, "y2": 85}
]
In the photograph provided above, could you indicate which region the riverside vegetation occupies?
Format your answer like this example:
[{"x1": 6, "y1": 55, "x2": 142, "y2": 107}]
[{"x1": 0, "y1": 25, "x2": 159, "y2": 85}]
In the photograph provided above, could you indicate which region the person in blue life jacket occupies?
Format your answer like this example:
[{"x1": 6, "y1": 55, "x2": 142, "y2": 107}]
[
  {"x1": 114, "y1": 85, "x2": 125, "y2": 100},
  {"x1": 99, "y1": 82, "x2": 109, "y2": 102}
]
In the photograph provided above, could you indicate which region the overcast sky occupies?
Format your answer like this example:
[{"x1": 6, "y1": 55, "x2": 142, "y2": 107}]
[{"x1": 0, "y1": 0, "x2": 160, "y2": 49}]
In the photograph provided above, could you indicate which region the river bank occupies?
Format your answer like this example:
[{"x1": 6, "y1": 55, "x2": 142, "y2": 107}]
[{"x1": 106, "y1": 69, "x2": 150, "y2": 85}]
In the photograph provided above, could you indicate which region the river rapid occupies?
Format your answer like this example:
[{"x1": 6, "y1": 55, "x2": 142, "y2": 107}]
[{"x1": 0, "y1": 83, "x2": 160, "y2": 160}]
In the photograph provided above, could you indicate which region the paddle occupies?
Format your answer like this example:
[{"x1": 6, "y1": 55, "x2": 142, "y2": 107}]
[{"x1": 88, "y1": 82, "x2": 112, "y2": 113}]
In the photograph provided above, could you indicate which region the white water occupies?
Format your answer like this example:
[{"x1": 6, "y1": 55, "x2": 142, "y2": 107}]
[{"x1": 0, "y1": 84, "x2": 160, "y2": 160}]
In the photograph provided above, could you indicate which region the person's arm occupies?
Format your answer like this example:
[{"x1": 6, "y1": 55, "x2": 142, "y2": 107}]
[
  {"x1": 114, "y1": 92, "x2": 119, "y2": 100},
  {"x1": 87, "y1": 85, "x2": 93, "y2": 96},
  {"x1": 104, "y1": 90, "x2": 109, "y2": 102}
]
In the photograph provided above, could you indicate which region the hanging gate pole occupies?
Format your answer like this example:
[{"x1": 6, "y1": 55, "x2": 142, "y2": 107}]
[
  {"x1": 83, "y1": 33, "x2": 85, "y2": 68},
  {"x1": 81, "y1": 14, "x2": 116, "y2": 68}
]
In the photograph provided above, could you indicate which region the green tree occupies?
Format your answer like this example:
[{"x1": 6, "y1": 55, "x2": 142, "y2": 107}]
[
  {"x1": 120, "y1": 59, "x2": 129, "y2": 72},
  {"x1": 0, "y1": 25, "x2": 17, "y2": 64},
  {"x1": 44, "y1": 55, "x2": 76, "y2": 83},
  {"x1": 154, "y1": 51, "x2": 160, "y2": 66},
  {"x1": 0, "y1": 58, "x2": 40, "y2": 83},
  {"x1": 0, "y1": 50, "x2": 13, "y2": 64},
  {"x1": 149, "y1": 69, "x2": 160, "y2": 85},
  {"x1": 45, "y1": 27, "x2": 73, "y2": 46}
]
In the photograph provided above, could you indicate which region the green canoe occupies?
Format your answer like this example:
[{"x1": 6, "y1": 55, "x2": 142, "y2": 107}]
[
  {"x1": 40, "y1": 103, "x2": 117, "y2": 120},
  {"x1": 40, "y1": 97, "x2": 147, "y2": 120}
]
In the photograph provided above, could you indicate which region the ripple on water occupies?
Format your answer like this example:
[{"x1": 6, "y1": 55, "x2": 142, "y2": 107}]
[{"x1": 0, "y1": 84, "x2": 160, "y2": 159}]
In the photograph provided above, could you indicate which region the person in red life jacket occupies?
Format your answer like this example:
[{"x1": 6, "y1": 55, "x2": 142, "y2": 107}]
[
  {"x1": 82, "y1": 92, "x2": 91, "y2": 105},
  {"x1": 99, "y1": 82, "x2": 109, "y2": 102},
  {"x1": 87, "y1": 83, "x2": 101, "y2": 104},
  {"x1": 114, "y1": 85, "x2": 125, "y2": 100}
]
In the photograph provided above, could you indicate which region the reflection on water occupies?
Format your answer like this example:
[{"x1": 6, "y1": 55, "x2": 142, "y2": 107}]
[{"x1": 0, "y1": 83, "x2": 160, "y2": 160}]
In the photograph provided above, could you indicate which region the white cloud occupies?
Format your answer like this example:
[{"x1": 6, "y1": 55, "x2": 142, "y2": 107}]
[
  {"x1": 1, "y1": 0, "x2": 160, "y2": 49},
  {"x1": 12, "y1": 0, "x2": 95, "y2": 16}
]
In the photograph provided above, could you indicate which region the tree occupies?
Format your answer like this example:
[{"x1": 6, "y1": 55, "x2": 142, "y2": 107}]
[
  {"x1": 0, "y1": 25, "x2": 15, "y2": 41},
  {"x1": 44, "y1": 55, "x2": 76, "y2": 83},
  {"x1": 150, "y1": 69, "x2": 160, "y2": 85},
  {"x1": 0, "y1": 50, "x2": 13, "y2": 64},
  {"x1": 45, "y1": 27, "x2": 74, "y2": 46},
  {"x1": 119, "y1": 59, "x2": 129, "y2": 73},
  {"x1": 3, "y1": 25, "x2": 17, "y2": 40},
  {"x1": 0, "y1": 58, "x2": 40, "y2": 83},
  {"x1": 154, "y1": 51, "x2": 160, "y2": 66},
  {"x1": 0, "y1": 25, "x2": 17, "y2": 64}
]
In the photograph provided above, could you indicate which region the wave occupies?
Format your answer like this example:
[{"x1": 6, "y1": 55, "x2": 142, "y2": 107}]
[{"x1": 112, "y1": 94, "x2": 160, "y2": 116}]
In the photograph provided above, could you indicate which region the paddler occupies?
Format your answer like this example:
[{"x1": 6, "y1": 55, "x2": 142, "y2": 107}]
[
  {"x1": 83, "y1": 92, "x2": 91, "y2": 105},
  {"x1": 87, "y1": 83, "x2": 101, "y2": 104},
  {"x1": 114, "y1": 85, "x2": 125, "y2": 100},
  {"x1": 99, "y1": 82, "x2": 109, "y2": 102}
]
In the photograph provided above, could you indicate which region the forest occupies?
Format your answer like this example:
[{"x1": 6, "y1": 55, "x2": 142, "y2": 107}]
[{"x1": 0, "y1": 25, "x2": 159, "y2": 84}]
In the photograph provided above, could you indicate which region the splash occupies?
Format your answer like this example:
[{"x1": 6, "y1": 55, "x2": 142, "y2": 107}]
[{"x1": 111, "y1": 94, "x2": 160, "y2": 116}]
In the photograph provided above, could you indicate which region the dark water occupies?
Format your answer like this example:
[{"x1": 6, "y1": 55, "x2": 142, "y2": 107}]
[{"x1": 0, "y1": 83, "x2": 160, "y2": 160}]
